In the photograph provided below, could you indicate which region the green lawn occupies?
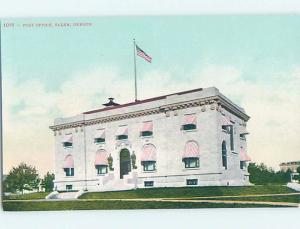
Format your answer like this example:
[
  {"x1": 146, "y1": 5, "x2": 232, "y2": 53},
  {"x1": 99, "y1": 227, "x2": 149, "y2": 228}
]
[
  {"x1": 189, "y1": 194, "x2": 300, "y2": 203},
  {"x1": 2, "y1": 200, "x2": 285, "y2": 211},
  {"x1": 79, "y1": 185, "x2": 296, "y2": 200},
  {"x1": 2, "y1": 186, "x2": 298, "y2": 211},
  {"x1": 3, "y1": 192, "x2": 51, "y2": 200}
]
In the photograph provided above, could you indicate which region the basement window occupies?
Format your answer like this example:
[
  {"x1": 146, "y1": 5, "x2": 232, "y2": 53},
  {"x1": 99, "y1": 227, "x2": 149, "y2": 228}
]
[
  {"x1": 144, "y1": 181, "x2": 154, "y2": 187},
  {"x1": 186, "y1": 179, "x2": 198, "y2": 185}
]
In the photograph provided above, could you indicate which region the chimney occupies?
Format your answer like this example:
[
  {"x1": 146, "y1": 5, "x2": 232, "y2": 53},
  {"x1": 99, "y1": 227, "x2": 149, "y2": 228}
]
[{"x1": 102, "y1": 97, "x2": 120, "y2": 107}]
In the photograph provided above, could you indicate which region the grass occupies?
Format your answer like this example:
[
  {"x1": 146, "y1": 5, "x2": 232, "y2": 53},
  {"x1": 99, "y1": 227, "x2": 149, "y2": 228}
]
[
  {"x1": 79, "y1": 185, "x2": 296, "y2": 200},
  {"x1": 189, "y1": 194, "x2": 300, "y2": 203},
  {"x1": 3, "y1": 192, "x2": 51, "y2": 200},
  {"x1": 2, "y1": 200, "x2": 285, "y2": 211},
  {"x1": 2, "y1": 186, "x2": 298, "y2": 211}
]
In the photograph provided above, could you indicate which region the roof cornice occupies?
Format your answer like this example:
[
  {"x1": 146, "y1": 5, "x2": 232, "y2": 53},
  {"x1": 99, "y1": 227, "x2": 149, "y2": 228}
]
[{"x1": 49, "y1": 95, "x2": 249, "y2": 131}]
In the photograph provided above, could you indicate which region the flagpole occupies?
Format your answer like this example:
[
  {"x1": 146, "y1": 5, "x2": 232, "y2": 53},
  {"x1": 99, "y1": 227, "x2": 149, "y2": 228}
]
[{"x1": 133, "y1": 38, "x2": 138, "y2": 101}]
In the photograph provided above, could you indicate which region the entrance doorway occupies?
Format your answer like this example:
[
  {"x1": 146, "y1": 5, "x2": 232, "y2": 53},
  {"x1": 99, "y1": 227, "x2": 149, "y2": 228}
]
[{"x1": 120, "y1": 149, "x2": 131, "y2": 179}]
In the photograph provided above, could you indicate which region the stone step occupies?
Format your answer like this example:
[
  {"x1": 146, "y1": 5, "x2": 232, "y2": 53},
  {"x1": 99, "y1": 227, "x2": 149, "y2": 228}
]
[{"x1": 53, "y1": 191, "x2": 79, "y2": 200}]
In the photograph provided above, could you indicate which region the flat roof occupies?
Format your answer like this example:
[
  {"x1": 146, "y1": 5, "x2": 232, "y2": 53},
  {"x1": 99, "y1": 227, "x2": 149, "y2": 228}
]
[{"x1": 83, "y1": 88, "x2": 203, "y2": 114}]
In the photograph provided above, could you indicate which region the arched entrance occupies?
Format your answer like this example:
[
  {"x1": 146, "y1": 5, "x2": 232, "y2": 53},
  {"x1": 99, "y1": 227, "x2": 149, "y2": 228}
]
[{"x1": 120, "y1": 149, "x2": 131, "y2": 179}]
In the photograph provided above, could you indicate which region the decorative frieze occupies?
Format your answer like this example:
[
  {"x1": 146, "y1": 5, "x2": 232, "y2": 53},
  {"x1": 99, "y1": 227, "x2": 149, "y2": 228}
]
[
  {"x1": 49, "y1": 95, "x2": 249, "y2": 131},
  {"x1": 116, "y1": 140, "x2": 132, "y2": 149},
  {"x1": 173, "y1": 109, "x2": 178, "y2": 116}
]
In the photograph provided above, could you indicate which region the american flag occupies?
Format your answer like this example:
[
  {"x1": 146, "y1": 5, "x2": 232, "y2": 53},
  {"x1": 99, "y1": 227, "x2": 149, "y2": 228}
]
[{"x1": 136, "y1": 45, "x2": 152, "y2": 63}]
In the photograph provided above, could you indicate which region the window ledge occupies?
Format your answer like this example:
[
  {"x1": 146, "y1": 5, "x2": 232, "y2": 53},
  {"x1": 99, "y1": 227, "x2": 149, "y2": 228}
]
[
  {"x1": 116, "y1": 139, "x2": 129, "y2": 143},
  {"x1": 95, "y1": 142, "x2": 106, "y2": 145},
  {"x1": 183, "y1": 167, "x2": 200, "y2": 171},
  {"x1": 142, "y1": 170, "x2": 157, "y2": 173},
  {"x1": 182, "y1": 129, "x2": 198, "y2": 133},
  {"x1": 141, "y1": 136, "x2": 154, "y2": 139},
  {"x1": 222, "y1": 129, "x2": 230, "y2": 134},
  {"x1": 97, "y1": 174, "x2": 107, "y2": 176}
]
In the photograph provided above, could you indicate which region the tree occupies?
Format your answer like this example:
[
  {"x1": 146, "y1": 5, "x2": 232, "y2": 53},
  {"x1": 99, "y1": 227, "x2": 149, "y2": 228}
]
[
  {"x1": 248, "y1": 162, "x2": 291, "y2": 185},
  {"x1": 296, "y1": 166, "x2": 300, "y2": 183},
  {"x1": 41, "y1": 172, "x2": 55, "y2": 192},
  {"x1": 4, "y1": 163, "x2": 40, "y2": 194}
]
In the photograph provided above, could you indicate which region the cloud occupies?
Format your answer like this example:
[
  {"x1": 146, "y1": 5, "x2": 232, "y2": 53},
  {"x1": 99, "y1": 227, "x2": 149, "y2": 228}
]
[
  {"x1": 190, "y1": 65, "x2": 300, "y2": 169},
  {"x1": 3, "y1": 65, "x2": 300, "y2": 175}
]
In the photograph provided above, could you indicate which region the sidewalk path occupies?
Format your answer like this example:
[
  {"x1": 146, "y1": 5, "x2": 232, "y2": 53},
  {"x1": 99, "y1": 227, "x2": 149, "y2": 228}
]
[{"x1": 3, "y1": 193, "x2": 300, "y2": 207}]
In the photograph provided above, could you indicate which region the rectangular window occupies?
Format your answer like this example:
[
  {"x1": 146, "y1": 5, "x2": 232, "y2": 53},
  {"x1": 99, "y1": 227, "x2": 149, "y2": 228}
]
[
  {"x1": 116, "y1": 135, "x2": 128, "y2": 140},
  {"x1": 143, "y1": 161, "x2": 156, "y2": 171},
  {"x1": 230, "y1": 126, "x2": 234, "y2": 151},
  {"x1": 182, "y1": 114, "x2": 197, "y2": 131},
  {"x1": 184, "y1": 158, "x2": 199, "y2": 168},
  {"x1": 63, "y1": 142, "x2": 73, "y2": 148},
  {"x1": 64, "y1": 168, "x2": 74, "y2": 176},
  {"x1": 240, "y1": 161, "x2": 246, "y2": 170},
  {"x1": 141, "y1": 121, "x2": 153, "y2": 137},
  {"x1": 66, "y1": 185, "x2": 73, "y2": 191},
  {"x1": 240, "y1": 134, "x2": 246, "y2": 140},
  {"x1": 94, "y1": 138, "x2": 105, "y2": 144},
  {"x1": 222, "y1": 155, "x2": 227, "y2": 170},
  {"x1": 186, "y1": 179, "x2": 198, "y2": 185},
  {"x1": 182, "y1": 124, "x2": 197, "y2": 131},
  {"x1": 222, "y1": 125, "x2": 230, "y2": 132},
  {"x1": 96, "y1": 165, "x2": 108, "y2": 174},
  {"x1": 141, "y1": 131, "x2": 153, "y2": 137},
  {"x1": 144, "y1": 181, "x2": 154, "y2": 187}
]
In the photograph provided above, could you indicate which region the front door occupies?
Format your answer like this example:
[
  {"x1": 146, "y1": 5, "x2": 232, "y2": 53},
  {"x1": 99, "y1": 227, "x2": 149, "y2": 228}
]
[{"x1": 120, "y1": 149, "x2": 131, "y2": 179}]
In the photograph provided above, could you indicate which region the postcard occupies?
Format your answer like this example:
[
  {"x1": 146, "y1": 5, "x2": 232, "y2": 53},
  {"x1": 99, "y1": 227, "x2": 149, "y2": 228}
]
[{"x1": 1, "y1": 15, "x2": 299, "y2": 211}]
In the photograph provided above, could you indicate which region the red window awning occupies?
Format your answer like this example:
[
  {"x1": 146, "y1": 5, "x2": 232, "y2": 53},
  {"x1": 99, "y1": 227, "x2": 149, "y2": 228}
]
[
  {"x1": 61, "y1": 134, "x2": 73, "y2": 143},
  {"x1": 63, "y1": 155, "x2": 74, "y2": 168},
  {"x1": 239, "y1": 126, "x2": 249, "y2": 135},
  {"x1": 182, "y1": 141, "x2": 200, "y2": 158},
  {"x1": 94, "y1": 129, "x2": 105, "y2": 139},
  {"x1": 220, "y1": 115, "x2": 231, "y2": 126},
  {"x1": 141, "y1": 144, "x2": 157, "y2": 161},
  {"x1": 183, "y1": 114, "x2": 197, "y2": 125},
  {"x1": 141, "y1": 121, "x2": 153, "y2": 132},
  {"x1": 116, "y1": 126, "x2": 128, "y2": 136},
  {"x1": 94, "y1": 150, "x2": 108, "y2": 166},
  {"x1": 240, "y1": 148, "x2": 251, "y2": 161}
]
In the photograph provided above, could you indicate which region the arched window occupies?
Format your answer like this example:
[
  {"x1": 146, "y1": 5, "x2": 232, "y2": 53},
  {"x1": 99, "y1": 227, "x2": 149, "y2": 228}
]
[
  {"x1": 222, "y1": 141, "x2": 227, "y2": 170},
  {"x1": 141, "y1": 144, "x2": 157, "y2": 171},
  {"x1": 182, "y1": 141, "x2": 200, "y2": 168},
  {"x1": 95, "y1": 150, "x2": 108, "y2": 175},
  {"x1": 63, "y1": 155, "x2": 74, "y2": 176}
]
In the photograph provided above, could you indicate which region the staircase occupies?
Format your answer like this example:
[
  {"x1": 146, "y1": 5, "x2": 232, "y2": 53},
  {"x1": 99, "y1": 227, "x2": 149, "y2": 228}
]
[
  {"x1": 100, "y1": 171, "x2": 138, "y2": 192},
  {"x1": 46, "y1": 191, "x2": 82, "y2": 200}
]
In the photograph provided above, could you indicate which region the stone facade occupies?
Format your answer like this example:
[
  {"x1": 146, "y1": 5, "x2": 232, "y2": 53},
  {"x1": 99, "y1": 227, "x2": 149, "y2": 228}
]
[{"x1": 50, "y1": 87, "x2": 251, "y2": 192}]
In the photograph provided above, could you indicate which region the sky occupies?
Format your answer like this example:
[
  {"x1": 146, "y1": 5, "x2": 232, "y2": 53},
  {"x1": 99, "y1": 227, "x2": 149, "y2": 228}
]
[{"x1": 1, "y1": 15, "x2": 300, "y2": 175}]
